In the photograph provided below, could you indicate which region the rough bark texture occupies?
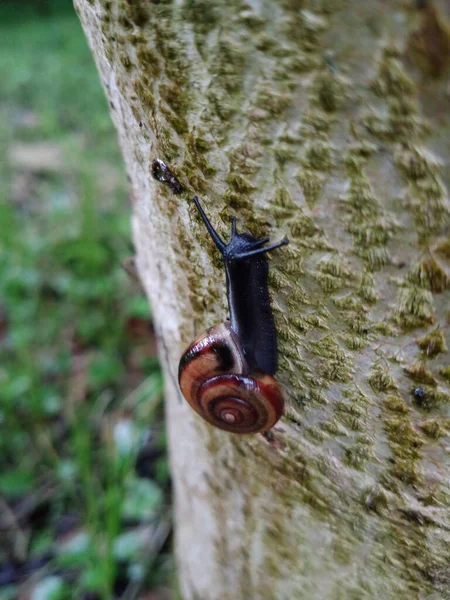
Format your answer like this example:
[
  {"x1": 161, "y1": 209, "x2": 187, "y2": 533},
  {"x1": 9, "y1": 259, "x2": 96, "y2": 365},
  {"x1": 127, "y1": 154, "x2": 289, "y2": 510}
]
[{"x1": 74, "y1": 0, "x2": 450, "y2": 598}]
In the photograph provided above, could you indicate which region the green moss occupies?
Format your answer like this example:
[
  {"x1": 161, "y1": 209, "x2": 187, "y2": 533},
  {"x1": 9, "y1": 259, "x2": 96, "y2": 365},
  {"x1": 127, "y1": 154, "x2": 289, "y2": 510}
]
[
  {"x1": 383, "y1": 394, "x2": 410, "y2": 414},
  {"x1": 435, "y1": 239, "x2": 450, "y2": 260},
  {"x1": 358, "y1": 272, "x2": 379, "y2": 304},
  {"x1": 318, "y1": 358, "x2": 352, "y2": 383},
  {"x1": 364, "y1": 485, "x2": 388, "y2": 513},
  {"x1": 409, "y1": 178, "x2": 449, "y2": 237},
  {"x1": 122, "y1": 0, "x2": 150, "y2": 27},
  {"x1": 392, "y1": 286, "x2": 435, "y2": 330},
  {"x1": 178, "y1": 225, "x2": 222, "y2": 310},
  {"x1": 159, "y1": 102, "x2": 189, "y2": 135},
  {"x1": 228, "y1": 149, "x2": 261, "y2": 176},
  {"x1": 372, "y1": 321, "x2": 395, "y2": 336},
  {"x1": 305, "y1": 311, "x2": 329, "y2": 330},
  {"x1": 341, "y1": 161, "x2": 394, "y2": 271},
  {"x1": 389, "y1": 458, "x2": 419, "y2": 485},
  {"x1": 394, "y1": 145, "x2": 439, "y2": 181},
  {"x1": 182, "y1": 167, "x2": 208, "y2": 194},
  {"x1": 347, "y1": 313, "x2": 371, "y2": 336},
  {"x1": 119, "y1": 54, "x2": 133, "y2": 71},
  {"x1": 301, "y1": 110, "x2": 334, "y2": 136},
  {"x1": 135, "y1": 47, "x2": 161, "y2": 78},
  {"x1": 360, "y1": 114, "x2": 393, "y2": 141},
  {"x1": 312, "y1": 69, "x2": 346, "y2": 113},
  {"x1": 332, "y1": 295, "x2": 360, "y2": 312},
  {"x1": 280, "y1": 51, "x2": 319, "y2": 74},
  {"x1": 406, "y1": 254, "x2": 450, "y2": 292},
  {"x1": 417, "y1": 328, "x2": 447, "y2": 358},
  {"x1": 225, "y1": 173, "x2": 256, "y2": 194},
  {"x1": 383, "y1": 389, "x2": 424, "y2": 487},
  {"x1": 255, "y1": 88, "x2": 292, "y2": 116},
  {"x1": 340, "y1": 333, "x2": 366, "y2": 351},
  {"x1": 320, "y1": 419, "x2": 347, "y2": 436},
  {"x1": 439, "y1": 366, "x2": 450, "y2": 382},
  {"x1": 288, "y1": 214, "x2": 320, "y2": 238},
  {"x1": 152, "y1": 16, "x2": 190, "y2": 83},
  {"x1": 420, "y1": 419, "x2": 444, "y2": 439},
  {"x1": 222, "y1": 189, "x2": 253, "y2": 214},
  {"x1": 385, "y1": 418, "x2": 423, "y2": 457},
  {"x1": 181, "y1": 0, "x2": 219, "y2": 35},
  {"x1": 361, "y1": 246, "x2": 391, "y2": 271},
  {"x1": 372, "y1": 55, "x2": 416, "y2": 98},
  {"x1": 281, "y1": 343, "x2": 302, "y2": 363},
  {"x1": 305, "y1": 426, "x2": 327, "y2": 444},
  {"x1": 238, "y1": 8, "x2": 266, "y2": 31},
  {"x1": 118, "y1": 14, "x2": 133, "y2": 30},
  {"x1": 210, "y1": 39, "x2": 247, "y2": 94},
  {"x1": 279, "y1": 258, "x2": 304, "y2": 279},
  {"x1": 276, "y1": 316, "x2": 302, "y2": 344},
  {"x1": 319, "y1": 255, "x2": 354, "y2": 279},
  {"x1": 127, "y1": 31, "x2": 146, "y2": 46},
  {"x1": 133, "y1": 79, "x2": 155, "y2": 113},
  {"x1": 184, "y1": 145, "x2": 216, "y2": 179},
  {"x1": 296, "y1": 169, "x2": 324, "y2": 206},
  {"x1": 312, "y1": 273, "x2": 336, "y2": 294},
  {"x1": 267, "y1": 269, "x2": 291, "y2": 293},
  {"x1": 285, "y1": 291, "x2": 311, "y2": 315},
  {"x1": 347, "y1": 140, "x2": 378, "y2": 160},
  {"x1": 302, "y1": 140, "x2": 333, "y2": 171},
  {"x1": 335, "y1": 396, "x2": 367, "y2": 432},
  {"x1": 349, "y1": 218, "x2": 391, "y2": 247},
  {"x1": 274, "y1": 143, "x2": 296, "y2": 165},
  {"x1": 414, "y1": 175, "x2": 446, "y2": 201},
  {"x1": 159, "y1": 82, "x2": 189, "y2": 115},
  {"x1": 289, "y1": 9, "x2": 327, "y2": 50},
  {"x1": 404, "y1": 363, "x2": 437, "y2": 386},
  {"x1": 253, "y1": 32, "x2": 277, "y2": 53},
  {"x1": 207, "y1": 88, "x2": 238, "y2": 122},
  {"x1": 344, "y1": 436, "x2": 373, "y2": 470},
  {"x1": 310, "y1": 335, "x2": 352, "y2": 383},
  {"x1": 368, "y1": 361, "x2": 395, "y2": 392},
  {"x1": 159, "y1": 126, "x2": 180, "y2": 161}
]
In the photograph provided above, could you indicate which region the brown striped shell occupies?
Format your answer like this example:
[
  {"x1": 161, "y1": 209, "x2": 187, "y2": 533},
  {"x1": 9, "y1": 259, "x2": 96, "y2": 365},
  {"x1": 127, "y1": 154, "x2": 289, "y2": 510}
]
[{"x1": 178, "y1": 323, "x2": 284, "y2": 434}]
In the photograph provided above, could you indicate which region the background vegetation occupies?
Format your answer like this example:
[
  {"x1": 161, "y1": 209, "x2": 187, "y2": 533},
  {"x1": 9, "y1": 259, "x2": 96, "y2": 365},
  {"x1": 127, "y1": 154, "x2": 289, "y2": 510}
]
[{"x1": 0, "y1": 2, "x2": 172, "y2": 598}]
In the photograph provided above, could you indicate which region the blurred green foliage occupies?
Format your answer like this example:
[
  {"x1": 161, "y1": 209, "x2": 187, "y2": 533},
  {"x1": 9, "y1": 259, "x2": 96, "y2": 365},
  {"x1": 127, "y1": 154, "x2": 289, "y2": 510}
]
[{"x1": 0, "y1": 2, "x2": 171, "y2": 598}]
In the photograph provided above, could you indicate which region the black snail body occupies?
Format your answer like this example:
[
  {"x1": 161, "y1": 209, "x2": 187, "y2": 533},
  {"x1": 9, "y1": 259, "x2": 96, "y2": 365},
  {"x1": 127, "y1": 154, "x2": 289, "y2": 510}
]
[{"x1": 178, "y1": 197, "x2": 288, "y2": 434}]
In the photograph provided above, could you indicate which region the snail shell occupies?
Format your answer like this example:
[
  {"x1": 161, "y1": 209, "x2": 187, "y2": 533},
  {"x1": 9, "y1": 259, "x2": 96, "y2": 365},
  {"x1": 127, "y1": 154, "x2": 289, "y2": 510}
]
[{"x1": 178, "y1": 323, "x2": 284, "y2": 434}]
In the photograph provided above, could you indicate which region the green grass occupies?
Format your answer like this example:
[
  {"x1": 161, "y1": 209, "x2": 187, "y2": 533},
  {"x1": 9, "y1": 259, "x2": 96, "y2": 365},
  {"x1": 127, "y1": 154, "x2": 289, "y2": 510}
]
[{"x1": 0, "y1": 2, "x2": 171, "y2": 598}]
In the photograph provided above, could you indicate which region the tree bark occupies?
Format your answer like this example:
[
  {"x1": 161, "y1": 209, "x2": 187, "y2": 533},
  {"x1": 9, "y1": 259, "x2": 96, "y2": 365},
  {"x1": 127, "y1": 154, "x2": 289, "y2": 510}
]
[{"x1": 74, "y1": 0, "x2": 450, "y2": 598}]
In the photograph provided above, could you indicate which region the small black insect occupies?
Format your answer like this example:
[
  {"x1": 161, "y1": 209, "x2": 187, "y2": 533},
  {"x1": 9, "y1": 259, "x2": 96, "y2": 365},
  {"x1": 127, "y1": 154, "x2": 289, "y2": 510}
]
[
  {"x1": 413, "y1": 386, "x2": 426, "y2": 406},
  {"x1": 151, "y1": 158, "x2": 184, "y2": 195}
]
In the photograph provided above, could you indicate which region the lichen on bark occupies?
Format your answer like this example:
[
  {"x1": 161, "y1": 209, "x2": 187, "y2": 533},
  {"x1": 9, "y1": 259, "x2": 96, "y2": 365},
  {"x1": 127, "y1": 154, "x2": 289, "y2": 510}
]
[{"x1": 75, "y1": 0, "x2": 450, "y2": 597}]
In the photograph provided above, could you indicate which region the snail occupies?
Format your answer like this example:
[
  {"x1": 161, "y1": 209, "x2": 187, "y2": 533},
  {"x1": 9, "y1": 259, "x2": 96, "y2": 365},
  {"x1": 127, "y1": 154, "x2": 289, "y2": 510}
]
[{"x1": 178, "y1": 196, "x2": 288, "y2": 434}]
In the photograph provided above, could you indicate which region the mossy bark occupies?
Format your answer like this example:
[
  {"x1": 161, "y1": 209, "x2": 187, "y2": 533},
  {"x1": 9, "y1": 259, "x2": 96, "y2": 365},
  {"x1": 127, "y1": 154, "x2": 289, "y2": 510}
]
[{"x1": 74, "y1": 0, "x2": 450, "y2": 597}]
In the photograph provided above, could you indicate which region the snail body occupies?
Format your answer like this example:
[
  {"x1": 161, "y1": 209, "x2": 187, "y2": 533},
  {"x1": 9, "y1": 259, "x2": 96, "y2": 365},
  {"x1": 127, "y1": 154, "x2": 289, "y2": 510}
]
[{"x1": 178, "y1": 197, "x2": 288, "y2": 434}]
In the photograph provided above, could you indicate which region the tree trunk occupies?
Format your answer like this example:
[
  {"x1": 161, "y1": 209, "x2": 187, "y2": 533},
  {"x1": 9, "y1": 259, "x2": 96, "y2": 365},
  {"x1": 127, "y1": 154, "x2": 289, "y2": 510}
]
[{"x1": 74, "y1": 0, "x2": 450, "y2": 597}]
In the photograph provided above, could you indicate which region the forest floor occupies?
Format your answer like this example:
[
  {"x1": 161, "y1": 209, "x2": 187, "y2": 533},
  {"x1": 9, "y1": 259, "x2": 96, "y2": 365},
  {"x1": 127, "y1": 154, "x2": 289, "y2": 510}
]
[{"x1": 0, "y1": 2, "x2": 173, "y2": 598}]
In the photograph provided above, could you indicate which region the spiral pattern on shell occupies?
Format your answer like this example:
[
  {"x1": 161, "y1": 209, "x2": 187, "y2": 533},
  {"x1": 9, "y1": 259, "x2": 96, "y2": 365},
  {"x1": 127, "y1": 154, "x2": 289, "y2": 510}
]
[{"x1": 178, "y1": 323, "x2": 284, "y2": 434}]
